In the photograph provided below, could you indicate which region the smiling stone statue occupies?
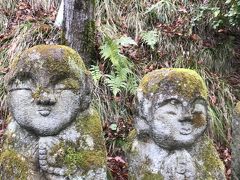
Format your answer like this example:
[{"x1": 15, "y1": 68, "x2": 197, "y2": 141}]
[
  {"x1": 127, "y1": 68, "x2": 226, "y2": 179},
  {"x1": 0, "y1": 45, "x2": 107, "y2": 179}
]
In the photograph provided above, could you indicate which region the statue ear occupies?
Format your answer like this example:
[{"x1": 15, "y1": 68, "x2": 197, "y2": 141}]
[
  {"x1": 134, "y1": 117, "x2": 150, "y2": 140},
  {"x1": 79, "y1": 73, "x2": 93, "y2": 111},
  {"x1": 136, "y1": 90, "x2": 152, "y2": 120}
]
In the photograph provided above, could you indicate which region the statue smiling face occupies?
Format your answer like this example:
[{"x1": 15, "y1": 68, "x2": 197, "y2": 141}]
[
  {"x1": 136, "y1": 68, "x2": 208, "y2": 149},
  {"x1": 5, "y1": 45, "x2": 91, "y2": 136}
]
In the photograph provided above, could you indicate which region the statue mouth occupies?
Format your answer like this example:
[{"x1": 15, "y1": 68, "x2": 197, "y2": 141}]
[
  {"x1": 179, "y1": 123, "x2": 193, "y2": 135},
  {"x1": 38, "y1": 108, "x2": 51, "y2": 117}
]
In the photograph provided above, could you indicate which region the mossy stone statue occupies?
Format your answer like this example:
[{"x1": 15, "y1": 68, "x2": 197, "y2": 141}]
[
  {"x1": 127, "y1": 68, "x2": 226, "y2": 180},
  {"x1": 0, "y1": 45, "x2": 107, "y2": 179},
  {"x1": 232, "y1": 101, "x2": 240, "y2": 179}
]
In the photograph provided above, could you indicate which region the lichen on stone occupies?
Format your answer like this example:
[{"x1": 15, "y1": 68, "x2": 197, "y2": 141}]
[
  {"x1": 142, "y1": 172, "x2": 164, "y2": 180},
  {"x1": 4, "y1": 45, "x2": 89, "y2": 89},
  {"x1": 0, "y1": 149, "x2": 28, "y2": 179},
  {"x1": 197, "y1": 136, "x2": 225, "y2": 179},
  {"x1": 124, "y1": 129, "x2": 137, "y2": 150},
  {"x1": 64, "y1": 148, "x2": 106, "y2": 173},
  {"x1": 192, "y1": 113, "x2": 206, "y2": 128},
  {"x1": 139, "y1": 68, "x2": 208, "y2": 100},
  {"x1": 76, "y1": 109, "x2": 106, "y2": 150},
  {"x1": 234, "y1": 101, "x2": 240, "y2": 116}
]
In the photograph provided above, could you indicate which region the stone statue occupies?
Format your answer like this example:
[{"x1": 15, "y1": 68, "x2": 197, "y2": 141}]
[
  {"x1": 0, "y1": 45, "x2": 107, "y2": 179},
  {"x1": 232, "y1": 101, "x2": 240, "y2": 180},
  {"x1": 127, "y1": 68, "x2": 226, "y2": 179}
]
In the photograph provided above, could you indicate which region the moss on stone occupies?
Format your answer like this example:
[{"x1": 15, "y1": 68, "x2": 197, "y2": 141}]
[
  {"x1": 234, "y1": 101, "x2": 240, "y2": 116},
  {"x1": 5, "y1": 45, "x2": 89, "y2": 88},
  {"x1": 197, "y1": 136, "x2": 225, "y2": 178},
  {"x1": 142, "y1": 172, "x2": 164, "y2": 180},
  {"x1": 76, "y1": 109, "x2": 106, "y2": 150},
  {"x1": 192, "y1": 113, "x2": 206, "y2": 128},
  {"x1": 0, "y1": 149, "x2": 28, "y2": 179},
  {"x1": 31, "y1": 85, "x2": 44, "y2": 99},
  {"x1": 60, "y1": 109, "x2": 107, "y2": 174},
  {"x1": 124, "y1": 129, "x2": 137, "y2": 152},
  {"x1": 62, "y1": 78, "x2": 80, "y2": 90},
  {"x1": 64, "y1": 147, "x2": 105, "y2": 173},
  {"x1": 139, "y1": 68, "x2": 208, "y2": 100},
  {"x1": 83, "y1": 20, "x2": 95, "y2": 53}
]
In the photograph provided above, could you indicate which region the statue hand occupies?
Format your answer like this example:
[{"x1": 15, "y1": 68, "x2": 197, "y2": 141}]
[{"x1": 38, "y1": 137, "x2": 68, "y2": 176}]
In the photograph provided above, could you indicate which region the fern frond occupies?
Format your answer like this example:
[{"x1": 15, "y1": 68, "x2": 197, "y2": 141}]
[
  {"x1": 140, "y1": 30, "x2": 158, "y2": 49},
  {"x1": 105, "y1": 73, "x2": 127, "y2": 96},
  {"x1": 90, "y1": 65, "x2": 103, "y2": 84}
]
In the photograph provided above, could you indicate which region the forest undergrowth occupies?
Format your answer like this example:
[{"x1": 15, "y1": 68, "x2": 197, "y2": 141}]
[{"x1": 1, "y1": 0, "x2": 240, "y2": 179}]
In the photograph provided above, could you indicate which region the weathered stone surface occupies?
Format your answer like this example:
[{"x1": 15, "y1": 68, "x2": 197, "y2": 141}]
[
  {"x1": 0, "y1": 45, "x2": 107, "y2": 179},
  {"x1": 127, "y1": 68, "x2": 226, "y2": 180},
  {"x1": 232, "y1": 101, "x2": 240, "y2": 180}
]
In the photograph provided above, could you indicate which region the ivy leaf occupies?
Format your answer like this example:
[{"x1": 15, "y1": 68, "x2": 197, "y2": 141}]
[
  {"x1": 116, "y1": 36, "x2": 137, "y2": 46},
  {"x1": 109, "y1": 123, "x2": 118, "y2": 131},
  {"x1": 213, "y1": 9, "x2": 220, "y2": 17}
]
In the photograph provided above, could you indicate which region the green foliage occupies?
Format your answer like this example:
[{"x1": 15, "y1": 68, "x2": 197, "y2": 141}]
[
  {"x1": 224, "y1": 0, "x2": 240, "y2": 26},
  {"x1": 194, "y1": 0, "x2": 240, "y2": 29},
  {"x1": 96, "y1": 36, "x2": 138, "y2": 96},
  {"x1": 140, "y1": 30, "x2": 158, "y2": 49},
  {"x1": 89, "y1": 65, "x2": 103, "y2": 84},
  {"x1": 145, "y1": 0, "x2": 177, "y2": 24}
]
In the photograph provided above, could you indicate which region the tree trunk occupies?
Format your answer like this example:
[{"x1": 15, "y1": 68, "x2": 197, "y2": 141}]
[{"x1": 63, "y1": 0, "x2": 95, "y2": 66}]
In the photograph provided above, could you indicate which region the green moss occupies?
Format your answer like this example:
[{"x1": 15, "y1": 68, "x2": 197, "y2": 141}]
[
  {"x1": 198, "y1": 136, "x2": 225, "y2": 178},
  {"x1": 5, "y1": 45, "x2": 89, "y2": 87},
  {"x1": 32, "y1": 85, "x2": 44, "y2": 99},
  {"x1": 129, "y1": 159, "x2": 164, "y2": 180},
  {"x1": 83, "y1": 20, "x2": 95, "y2": 55},
  {"x1": 235, "y1": 101, "x2": 240, "y2": 116},
  {"x1": 142, "y1": 172, "x2": 164, "y2": 180},
  {"x1": 139, "y1": 68, "x2": 208, "y2": 100},
  {"x1": 192, "y1": 113, "x2": 206, "y2": 128},
  {"x1": 56, "y1": 109, "x2": 107, "y2": 174},
  {"x1": 76, "y1": 109, "x2": 105, "y2": 150},
  {"x1": 0, "y1": 149, "x2": 28, "y2": 179},
  {"x1": 64, "y1": 147, "x2": 105, "y2": 173},
  {"x1": 124, "y1": 129, "x2": 137, "y2": 152},
  {"x1": 62, "y1": 78, "x2": 80, "y2": 90}
]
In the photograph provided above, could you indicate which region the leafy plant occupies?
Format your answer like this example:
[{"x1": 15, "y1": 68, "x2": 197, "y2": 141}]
[
  {"x1": 89, "y1": 65, "x2": 103, "y2": 85},
  {"x1": 93, "y1": 36, "x2": 138, "y2": 96},
  {"x1": 193, "y1": 0, "x2": 240, "y2": 29},
  {"x1": 140, "y1": 30, "x2": 158, "y2": 49},
  {"x1": 145, "y1": 0, "x2": 177, "y2": 24}
]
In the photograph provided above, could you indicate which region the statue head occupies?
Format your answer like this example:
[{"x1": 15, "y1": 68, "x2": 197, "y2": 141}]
[
  {"x1": 5, "y1": 45, "x2": 92, "y2": 136},
  {"x1": 135, "y1": 68, "x2": 208, "y2": 150}
]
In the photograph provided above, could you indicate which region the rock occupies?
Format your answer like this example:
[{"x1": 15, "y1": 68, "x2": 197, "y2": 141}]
[
  {"x1": 127, "y1": 68, "x2": 226, "y2": 180},
  {"x1": 0, "y1": 45, "x2": 107, "y2": 179},
  {"x1": 232, "y1": 101, "x2": 240, "y2": 180}
]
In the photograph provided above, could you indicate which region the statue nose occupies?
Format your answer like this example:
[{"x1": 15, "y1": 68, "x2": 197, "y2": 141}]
[
  {"x1": 179, "y1": 112, "x2": 193, "y2": 122},
  {"x1": 36, "y1": 92, "x2": 56, "y2": 106}
]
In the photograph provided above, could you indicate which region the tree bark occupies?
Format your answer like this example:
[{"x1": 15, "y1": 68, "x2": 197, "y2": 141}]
[{"x1": 63, "y1": 0, "x2": 95, "y2": 66}]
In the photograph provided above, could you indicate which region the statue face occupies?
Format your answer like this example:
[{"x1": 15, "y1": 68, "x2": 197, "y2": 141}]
[
  {"x1": 150, "y1": 97, "x2": 207, "y2": 149},
  {"x1": 8, "y1": 67, "x2": 81, "y2": 136}
]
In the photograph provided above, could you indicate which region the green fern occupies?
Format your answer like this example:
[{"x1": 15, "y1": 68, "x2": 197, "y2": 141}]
[
  {"x1": 140, "y1": 30, "x2": 158, "y2": 49},
  {"x1": 105, "y1": 73, "x2": 127, "y2": 96},
  {"x1": 90, "y1": 65, "x2": 103, "y2": 84},
  {"x1": 99, "y1": 36, "x2": 138, "y2": 96}
]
